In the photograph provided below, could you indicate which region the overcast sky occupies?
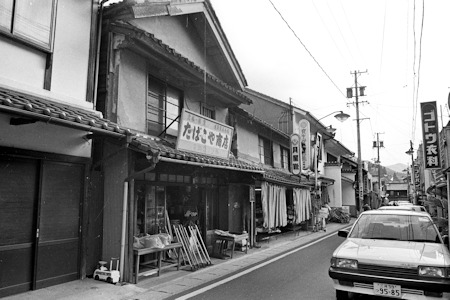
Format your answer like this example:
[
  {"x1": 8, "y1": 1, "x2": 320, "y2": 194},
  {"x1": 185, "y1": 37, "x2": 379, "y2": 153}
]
[{"x1": 210, "y1": 0, "x2": 450, "y2": 167}]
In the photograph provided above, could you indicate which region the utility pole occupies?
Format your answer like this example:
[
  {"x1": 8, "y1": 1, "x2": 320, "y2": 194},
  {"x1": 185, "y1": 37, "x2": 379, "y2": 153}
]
[
  {"x1": 373, "y1": 133, "x2": 384, "y2": 207},
  {"x1": 406, "y1": 140, "x2": 416, "y2": 204},
  {"x1": 347, "y1": 70, "x2": 368, "y2": 214}
]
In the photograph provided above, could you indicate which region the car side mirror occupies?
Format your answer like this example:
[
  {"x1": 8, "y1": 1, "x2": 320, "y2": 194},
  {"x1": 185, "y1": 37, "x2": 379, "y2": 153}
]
[
  {"x1": 443, "y1": 235, "x2": 449, "y2": 247},
  {"x1": 338, "y1": 229, "x2": 349, "y2": 238}
]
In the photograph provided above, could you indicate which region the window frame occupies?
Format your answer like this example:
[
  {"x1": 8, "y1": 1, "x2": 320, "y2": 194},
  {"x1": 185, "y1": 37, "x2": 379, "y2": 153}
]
[
  {"x1": 0, "y1": 0, "x2": 57, "y2": 52},
  {"x1": 147, "y1": 75, "x2": 183, "y2": 138},
  {"x1": 280, "y1": 145, "x2": 290, "y2": 171},
  {"x1": 200, "y1": 102, "x2": 215, "y2": 120},
  {"x1": 259, "y1": 136, "x2": 273, "y2": 166}
]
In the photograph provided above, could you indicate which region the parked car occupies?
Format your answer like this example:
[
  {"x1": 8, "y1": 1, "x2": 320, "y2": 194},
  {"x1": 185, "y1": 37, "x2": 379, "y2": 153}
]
[
  {"x1": 388, "y1": 200, "x2": 413, "y2": 206},
  {"x1": 378, "y1": 205, "x2": 428, "y2": 213},
  {"x1": 329, "y1": 210, "x2": 450, "y2": 299}
]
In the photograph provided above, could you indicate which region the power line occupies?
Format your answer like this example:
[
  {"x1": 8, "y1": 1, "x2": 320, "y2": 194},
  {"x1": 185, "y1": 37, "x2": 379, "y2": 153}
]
[
  {"x1": 412, "y1": 0, "x2": 424, "y2": 141},
  {"x1": 268, "y1": 0, "x2": 346, "y2": 99}
]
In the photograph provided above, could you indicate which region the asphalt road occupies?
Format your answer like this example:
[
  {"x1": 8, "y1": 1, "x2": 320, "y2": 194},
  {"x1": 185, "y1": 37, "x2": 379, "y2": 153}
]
[{"x1": 178, "y1": 233, "x2": 344, "y2": 300}]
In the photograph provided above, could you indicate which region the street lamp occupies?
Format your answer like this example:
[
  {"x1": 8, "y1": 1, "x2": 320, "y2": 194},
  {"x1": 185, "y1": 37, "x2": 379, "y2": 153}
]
[
  {"x1": 405, "y1": 142, "x2": 416, "y2": 204},
  {"x1": 318, "y1": 111, "x2": 350, "y2": 122}
]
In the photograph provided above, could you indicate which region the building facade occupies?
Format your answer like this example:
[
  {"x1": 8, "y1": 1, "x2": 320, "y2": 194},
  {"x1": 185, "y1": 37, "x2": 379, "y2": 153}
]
[{"x1": 0, "y1": 1, "x2": 129, "y2": 297}]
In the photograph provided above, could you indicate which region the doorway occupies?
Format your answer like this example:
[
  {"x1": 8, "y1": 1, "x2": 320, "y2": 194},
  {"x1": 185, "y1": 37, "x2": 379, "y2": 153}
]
[{"x1": 0, "y1": 157, "x2": 83, "y2": 297}]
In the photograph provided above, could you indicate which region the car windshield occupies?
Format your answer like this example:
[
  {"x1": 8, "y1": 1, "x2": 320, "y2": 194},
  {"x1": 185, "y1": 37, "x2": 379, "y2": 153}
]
[{"x1": 348, "y1": 214, "x2": 440, "y2": 243}]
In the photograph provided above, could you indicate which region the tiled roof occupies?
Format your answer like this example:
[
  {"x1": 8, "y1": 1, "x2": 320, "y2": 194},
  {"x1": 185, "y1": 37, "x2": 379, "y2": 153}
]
[
  {"x1": 0, "y1": 87, "x2": 129, "y2": 137},
  {"x1": 109, "y1": 21, "x2": 252, "y2": 105},
  {"x1": 130, "y1": 135, "x2": 264, "y2": 172},
  {"x1": 230, "y1": 107, "x2": 289, "y2": 139},
  {"x1": 263, "y1": 167, "x2": 312, "y2": 187}
]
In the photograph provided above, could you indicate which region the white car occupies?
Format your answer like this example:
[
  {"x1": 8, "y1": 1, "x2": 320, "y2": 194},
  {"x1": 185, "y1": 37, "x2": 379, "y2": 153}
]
[
  {"x1": 329, "y1": 210, "x2": 450, "y2": 299},
  {"x1": 378, "y1": 205, "x2": 428, "y2": 214}
]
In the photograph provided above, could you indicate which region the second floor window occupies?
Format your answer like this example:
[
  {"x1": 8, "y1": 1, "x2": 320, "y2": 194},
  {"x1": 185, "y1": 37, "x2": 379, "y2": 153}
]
[
  {"x1": 147, "y1": 76, "x2": 182, "y2": 137},
  {"x1": 200, "y1": 103, "x2": 215, "y2": 120},
  {"x1": 280, "y1": 146, "x2": 289, "y2": 170},
  {"x1": 259, "y1": 136, "x2": 273, "y2": 166},
  {"x1": 0, "y1": 0, "x2": 56, "y2": 51}
]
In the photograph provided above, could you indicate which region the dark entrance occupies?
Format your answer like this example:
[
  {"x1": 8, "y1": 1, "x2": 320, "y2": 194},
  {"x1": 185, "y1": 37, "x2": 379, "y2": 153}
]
[{"x1": 0, "y1": 157, "x2": 83, "y2": 297}]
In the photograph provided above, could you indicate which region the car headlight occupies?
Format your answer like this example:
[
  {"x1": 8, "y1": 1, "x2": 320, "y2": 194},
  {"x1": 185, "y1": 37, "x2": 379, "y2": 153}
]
[
  {"x1": 331, "y1": 258, "x2": 358, "y2": 269},
  {"x1": 418, "y1": 266, "x2": 447, "y2": 278}
]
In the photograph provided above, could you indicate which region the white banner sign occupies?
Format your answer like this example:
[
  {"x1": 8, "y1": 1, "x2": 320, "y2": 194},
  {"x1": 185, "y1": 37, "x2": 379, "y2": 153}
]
[
  {"x1": 299, "y1": 119, "x2": 311, "y2": 169},
  {"x1": 176, "y1": 109, "x2": 233, "y2": 159}
]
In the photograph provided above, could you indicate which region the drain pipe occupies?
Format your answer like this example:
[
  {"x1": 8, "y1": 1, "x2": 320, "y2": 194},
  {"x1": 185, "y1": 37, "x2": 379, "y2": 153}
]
[
  {"x1": 119, "y1": 181, "x2": 128, "y2": 281},
  {"x1": 119, "y1": 151, "x2": 160, "y2": 282}
]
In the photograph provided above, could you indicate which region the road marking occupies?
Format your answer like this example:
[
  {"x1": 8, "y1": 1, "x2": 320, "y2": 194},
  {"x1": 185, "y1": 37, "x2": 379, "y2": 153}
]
[{"x1": 175, "y1": 232, "x2": 341, "y2": 299}]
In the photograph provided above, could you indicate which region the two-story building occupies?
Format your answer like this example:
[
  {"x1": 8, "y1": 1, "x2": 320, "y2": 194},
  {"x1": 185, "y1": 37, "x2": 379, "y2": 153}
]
[
  {"x1": 229, "y1": 106, "x2": 313, "y2": 241},
  {"x1": 96, "y1": 0, "x2": 269, "y2": 283},
  {"x1": 0, "y1": 1, "x2": 129, "y2": 297},
  {"x1": 242, "y1": 89, "x2": 355, "y2": 216}
]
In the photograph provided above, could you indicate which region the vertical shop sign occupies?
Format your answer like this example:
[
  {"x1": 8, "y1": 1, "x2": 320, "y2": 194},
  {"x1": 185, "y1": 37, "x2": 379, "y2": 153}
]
[
  {"x1": 177, "y1": 109, "x2": 233, "y2": 159},
  {"x1": 420, "y1": 101, "x2": 441, "y2": 169},
  {"x1": 290, "y1": 133, "x2": 302, "y2": 175},
  {"x1": 299, "y1": 119, "x2": 311, "y2": 170},
  {"x1": 249, "y1": 186, "x2": 255, "y2": 203}
]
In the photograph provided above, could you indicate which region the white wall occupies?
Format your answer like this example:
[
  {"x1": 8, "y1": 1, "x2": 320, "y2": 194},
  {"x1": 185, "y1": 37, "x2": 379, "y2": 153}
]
[
  {"x1": 0, "y1": 0, "x2": 94, "y2": 108},
  {"x1": 325, "y1": 165, "x2": 342, "y2": 207},
  {"x1": 0, "y1": 114, "x2": 92, "y2": 157}
]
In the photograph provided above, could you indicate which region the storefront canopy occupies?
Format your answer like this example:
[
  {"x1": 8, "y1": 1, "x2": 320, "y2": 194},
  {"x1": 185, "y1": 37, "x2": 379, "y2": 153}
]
[
  {"x1": 129, "y1": 135, "x2": 264, "y2": 173},
  {"x1": 263, "y1": 167, "x2": 311, "y2": 188},
  {"x1": 0, "y1": 86, "x2": 128, "y2": 138}
]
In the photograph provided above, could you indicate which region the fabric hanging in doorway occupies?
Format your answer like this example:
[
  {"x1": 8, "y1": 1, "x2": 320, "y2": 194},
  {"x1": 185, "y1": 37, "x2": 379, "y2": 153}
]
[
  {"x1": 293, "y1": 188, "x2": 311, "y2": 224},
  {"x1": 261, "y1": 182, "x2": 288, "y2": 228}
]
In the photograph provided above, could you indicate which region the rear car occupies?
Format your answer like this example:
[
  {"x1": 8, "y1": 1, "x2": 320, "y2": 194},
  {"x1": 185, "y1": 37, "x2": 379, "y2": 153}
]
[
  {"x1": 378, "y1": 205, "x2": 429, "y2": 214},
  {"x1": 329, "y1": 210, "x2": 450, "y2": 299}
]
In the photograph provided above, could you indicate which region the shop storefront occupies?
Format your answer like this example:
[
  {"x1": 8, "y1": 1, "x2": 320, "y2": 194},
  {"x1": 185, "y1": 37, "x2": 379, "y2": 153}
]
[
  {"x1": 108, "y1": 132, "x2": 266, "y2": 281},
  {"x1": 0, "y1": 89, "x2": 128, "y2": 297},
  {"x1": 131, "y1": 158, "x2": 260, "y2": 253},
  {"x1": 254, "y1": 168, "x2": 313, "y2": 240}
]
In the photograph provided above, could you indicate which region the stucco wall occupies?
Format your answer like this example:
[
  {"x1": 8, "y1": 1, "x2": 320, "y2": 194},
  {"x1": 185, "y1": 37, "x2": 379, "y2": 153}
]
[
  {"x1": 0, "y1": 0, "x2": 93, "y2": 106},
  {"x1": 342, "y1": 172, "x2": 356, "y2": 207},
  {"x1": 118, "y1": 50, "x2": 147, "y2": 131},
  {"x1": 325, "y1": 165, "x2": 342, "y2": 207},
  {"x1": 117, "y1": 49, "x2": 230, "y2": 134},
  {"x1": 130, "y1": 15, "x2": 222, "y2": 78},
  {"x1": 0, "y1": 113, "x2": 92, "y2": 157},
  {"x1": 236, "y1": 124, "x2": 260, "y2": 164}
]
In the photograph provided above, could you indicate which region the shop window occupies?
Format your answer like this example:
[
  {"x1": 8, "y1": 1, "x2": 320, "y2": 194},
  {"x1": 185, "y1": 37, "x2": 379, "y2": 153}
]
[
  {"x1": 0, "y1": 0, "x2": 56, "y2": 51},
  {"x1": 280, "y1": 146, "x2": 289, "y2": 170},
  {"x1": 144, "y1": 173, "x2": 156, "y2": 181},
  {"x1": 147, "y1": 76, "x2": 183, "y2": 137},
  {"x1": 259, "y1": 136, "x2": 273, "y2": 166},
  {"x1": 205, "y1": 189, "x2": 219, "y2": 230},
  {"x1": 160, "y1": 173, "x2": 168, "y2": 182},
  {"x1": 136, "y1": 185, "x2": 166, "y2": 236}
]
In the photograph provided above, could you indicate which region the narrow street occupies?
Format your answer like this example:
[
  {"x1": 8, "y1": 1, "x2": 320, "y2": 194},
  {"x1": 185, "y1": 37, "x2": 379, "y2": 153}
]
[{"x1": 177, "y1": 233, "x2": 343, "y2": 300}]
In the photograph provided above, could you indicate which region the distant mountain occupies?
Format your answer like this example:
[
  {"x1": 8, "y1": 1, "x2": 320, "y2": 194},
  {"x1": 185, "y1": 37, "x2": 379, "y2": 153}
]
[{"x1": 386, "y1": 163, "x2": 408, "y2": 174}]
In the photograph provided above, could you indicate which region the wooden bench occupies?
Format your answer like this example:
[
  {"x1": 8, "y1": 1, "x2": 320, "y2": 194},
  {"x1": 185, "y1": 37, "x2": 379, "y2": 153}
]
[{"x1": 133, "y1": 242, "x2": 182, "y2": 283}]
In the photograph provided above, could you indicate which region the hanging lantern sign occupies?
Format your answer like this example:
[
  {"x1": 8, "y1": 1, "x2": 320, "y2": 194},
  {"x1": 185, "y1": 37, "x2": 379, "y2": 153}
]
[
  {"x1": 290, "y1": 133, "x2": 302, "y2": 175},
  {"x1": 299, "y1": 119, "x2": 311, "y2": 170}
]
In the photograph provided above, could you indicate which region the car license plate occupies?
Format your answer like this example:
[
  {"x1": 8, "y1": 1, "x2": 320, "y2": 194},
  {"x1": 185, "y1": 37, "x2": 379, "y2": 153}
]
[{"x1": 374, "y1": 282, "x2": 401, "y2": 298}]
